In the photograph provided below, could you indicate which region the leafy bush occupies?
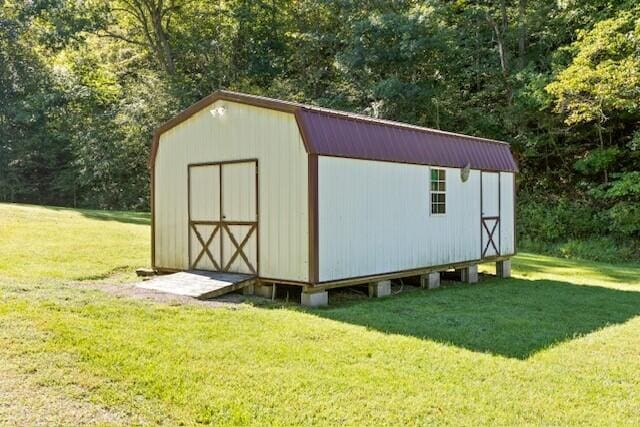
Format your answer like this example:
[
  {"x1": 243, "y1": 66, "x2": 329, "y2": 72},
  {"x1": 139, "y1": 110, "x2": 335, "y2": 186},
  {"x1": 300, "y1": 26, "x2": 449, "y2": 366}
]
[
  {"x1": 517, "y1": 196, "x2": 606, "y2": 242},
  {"x1": 517, "y1": 190, "x2": 640, "y2": 262}
]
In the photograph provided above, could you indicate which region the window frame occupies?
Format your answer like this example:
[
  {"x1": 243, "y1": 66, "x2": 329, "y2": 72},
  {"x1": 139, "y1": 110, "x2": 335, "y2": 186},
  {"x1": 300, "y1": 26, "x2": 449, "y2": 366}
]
[{"x1": 429, "y1": 167, "x2": 446, "y2": 216}]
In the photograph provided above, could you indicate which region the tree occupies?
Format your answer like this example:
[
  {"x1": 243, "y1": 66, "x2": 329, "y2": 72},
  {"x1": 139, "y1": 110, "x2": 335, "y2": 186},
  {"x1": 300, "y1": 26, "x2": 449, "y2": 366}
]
[{"x1": 546, "y1": 9, "x2": 640, "y2": 183}]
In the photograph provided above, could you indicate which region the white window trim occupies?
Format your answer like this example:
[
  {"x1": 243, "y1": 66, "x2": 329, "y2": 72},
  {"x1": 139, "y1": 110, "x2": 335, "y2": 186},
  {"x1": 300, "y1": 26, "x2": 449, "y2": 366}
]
[{"x1": 430, "y1": 167, "x2": 446, "y2": 216}]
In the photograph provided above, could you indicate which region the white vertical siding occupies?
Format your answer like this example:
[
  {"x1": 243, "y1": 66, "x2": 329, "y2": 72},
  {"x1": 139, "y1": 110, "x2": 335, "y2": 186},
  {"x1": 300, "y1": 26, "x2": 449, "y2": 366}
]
[
  {"x1": 500, "y1": 172, "x2": 515, "y2": 255},
  {"x1": 154, "y1": 100, "x2": 309, "y2": 282},
  {"x1": 481, "y1": 172, "x2": 500, "y2": 217},
  {"x1": 317, "y1": 156, "x2": 482, "y2": 282}
]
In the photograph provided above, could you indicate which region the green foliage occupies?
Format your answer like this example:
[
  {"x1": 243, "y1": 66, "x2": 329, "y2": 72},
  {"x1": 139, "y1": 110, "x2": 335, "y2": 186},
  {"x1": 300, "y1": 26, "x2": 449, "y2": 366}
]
[
  {"x1": 573, "y1": 147, "x2": 620, "y2": 175},
  {"x1": 546, "y1": 10, "x2": 640, "y2": 126},
  {"x1": 517, "y1": 196, "x2": 607, "y2": 242}
]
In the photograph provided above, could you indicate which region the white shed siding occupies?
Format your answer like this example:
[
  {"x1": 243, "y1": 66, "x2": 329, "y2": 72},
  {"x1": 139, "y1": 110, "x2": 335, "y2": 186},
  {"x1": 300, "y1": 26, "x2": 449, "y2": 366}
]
[
  {"x1": 500, "y1": 172, "x2": 515, "y2": 255},
  {"x1": 317, "y1": 156, "x2": 482, "y2": 282},
  {"x1": 154, "y1": 100, "x2": 309, "y2": 282}
]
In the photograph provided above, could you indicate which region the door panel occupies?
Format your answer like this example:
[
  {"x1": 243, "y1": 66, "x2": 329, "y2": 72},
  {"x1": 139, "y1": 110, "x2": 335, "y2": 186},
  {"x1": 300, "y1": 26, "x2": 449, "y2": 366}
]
[
  {"x1": 481, "y1": 172, "x2": 499, "y2": 217},
  {"x1": 221, "y1": 224, "x2": 257, "y2": 274},
  {"x1": 188, "y1": 160, "x2": 258, "y2": 274},
  {"x1": 222, "y1": 162, "x2": 257, "y2": 222},
  {"x1": 189, "y1": 165, "x2": 220, "y2": 221},
  {"x1": 481, "y1": 172, "x2": 500, "y2": 258},
  {"x1": 190, "y1": 223, "x2": 221, "y2": 270}
]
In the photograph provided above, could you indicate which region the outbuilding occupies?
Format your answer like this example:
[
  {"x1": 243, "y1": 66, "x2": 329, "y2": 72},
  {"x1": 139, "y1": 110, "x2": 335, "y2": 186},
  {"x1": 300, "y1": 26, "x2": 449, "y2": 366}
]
[{"x1": 150, "y1": 90, "x2": 518, "y2": 306}]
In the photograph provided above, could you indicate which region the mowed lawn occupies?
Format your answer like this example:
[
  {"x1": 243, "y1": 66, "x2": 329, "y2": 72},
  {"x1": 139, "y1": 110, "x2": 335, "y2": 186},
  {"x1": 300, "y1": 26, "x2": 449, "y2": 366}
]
[{"x1": 1, "y1": 203, "x2": 639, "y2": 425}]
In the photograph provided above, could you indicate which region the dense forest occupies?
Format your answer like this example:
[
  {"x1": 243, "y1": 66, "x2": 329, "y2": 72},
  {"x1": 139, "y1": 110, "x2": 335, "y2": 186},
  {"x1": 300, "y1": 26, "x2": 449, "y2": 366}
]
[{"x1": 1, "y1": 0, "x2": 638, "y2": 259}]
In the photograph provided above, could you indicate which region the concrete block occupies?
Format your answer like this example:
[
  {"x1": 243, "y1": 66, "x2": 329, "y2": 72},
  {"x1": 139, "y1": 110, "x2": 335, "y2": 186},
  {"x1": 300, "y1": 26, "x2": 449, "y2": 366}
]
[
  {"x1": 427, "y1": 272, "x2": 440, "y2": 289},
  {"x1": 461, "y1": 264, "x2": 478, "y2": 283},
  {"x1": 242, "y1": 284, "x2": 255, "y2": 295},
  {"x1": 254, "y1": 284, "x2": 274, "y2": 299},
  {"x1": 496, "y1": 260, "x2": 511, "y2": 278},
  {"x1": 368, "y1": 280, "x2": 391, "y2": 298},
  {"x1": 420, "y1": 273, "x2": 440, "y2": 289},
  {"x1": 301, "y1": 291, "x2": 328, "y2": 307}
]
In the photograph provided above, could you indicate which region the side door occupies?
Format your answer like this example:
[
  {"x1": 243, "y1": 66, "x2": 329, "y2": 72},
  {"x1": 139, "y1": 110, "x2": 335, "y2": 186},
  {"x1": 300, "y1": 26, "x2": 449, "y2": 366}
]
[{"x1": 481, "y1": 172, "x2": 500, "y2": 258}]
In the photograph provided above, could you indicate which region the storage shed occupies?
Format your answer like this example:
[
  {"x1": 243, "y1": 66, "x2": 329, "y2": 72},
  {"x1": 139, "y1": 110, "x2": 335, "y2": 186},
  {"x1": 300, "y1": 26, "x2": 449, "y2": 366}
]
[{"x1": 151, "y1": 90, "x2": 518, "y2": 306}]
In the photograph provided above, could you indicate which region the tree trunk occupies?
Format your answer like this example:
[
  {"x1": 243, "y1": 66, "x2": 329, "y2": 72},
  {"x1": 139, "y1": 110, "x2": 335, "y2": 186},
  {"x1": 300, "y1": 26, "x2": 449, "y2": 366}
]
[
  {"x1": 486, "y1": 10, "x2": 512, "y2": 104},
  {"x1": 151, "y1": 4, "x2": 176, "y2": 75},
  {"x1": 518, "y1": 0, "x2": 527, "y2": 69}
]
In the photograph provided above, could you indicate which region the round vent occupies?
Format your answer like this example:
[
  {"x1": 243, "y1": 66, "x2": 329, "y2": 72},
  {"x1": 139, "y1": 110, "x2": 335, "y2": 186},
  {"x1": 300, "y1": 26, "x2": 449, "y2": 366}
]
[{"x1": 461, "y1": 162, "x2": 471, "y2": 182}]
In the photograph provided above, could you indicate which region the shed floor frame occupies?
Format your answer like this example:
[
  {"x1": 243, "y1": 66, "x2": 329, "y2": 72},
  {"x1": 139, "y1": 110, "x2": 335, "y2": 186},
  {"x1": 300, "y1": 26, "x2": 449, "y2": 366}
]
[{"x1": 157, "y1": 253, "x2": 514, "y2": 293}]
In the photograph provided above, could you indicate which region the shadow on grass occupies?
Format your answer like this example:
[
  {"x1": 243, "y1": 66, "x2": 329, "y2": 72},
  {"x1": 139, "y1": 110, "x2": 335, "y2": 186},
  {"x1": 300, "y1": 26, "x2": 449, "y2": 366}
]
[
  {"x1": 313, "y1": 277, "x2": 640, "y2": 359},
  {"x1": 46, "y1": 205, "x2": 150, "y2": 226}
]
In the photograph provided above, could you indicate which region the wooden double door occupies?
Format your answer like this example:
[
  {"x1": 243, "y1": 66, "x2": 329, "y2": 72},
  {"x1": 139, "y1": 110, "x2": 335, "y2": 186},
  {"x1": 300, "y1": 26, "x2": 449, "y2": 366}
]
[
  {"x1": 188, "y1": 160, "x2": 258, "y2": 274},
  {"x1": 481, "y1": 171, "x2": 500, "y2": 258}
]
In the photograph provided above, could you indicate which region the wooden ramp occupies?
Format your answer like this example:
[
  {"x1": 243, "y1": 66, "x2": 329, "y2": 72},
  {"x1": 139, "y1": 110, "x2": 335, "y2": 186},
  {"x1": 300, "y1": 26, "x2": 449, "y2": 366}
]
[{"x1": 136, "y1": 271, "x2": 256, "y2": 300}]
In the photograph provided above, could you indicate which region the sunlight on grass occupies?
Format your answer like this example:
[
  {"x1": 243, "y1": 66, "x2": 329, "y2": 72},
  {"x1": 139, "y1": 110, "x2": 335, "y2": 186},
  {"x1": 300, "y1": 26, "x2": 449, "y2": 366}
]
[
  {"x1": 480, "y1": 252, "x2": 640, "y2": 289},
  {"x1": 0, "y1": 203, "x2": 149, "y2": 281}
]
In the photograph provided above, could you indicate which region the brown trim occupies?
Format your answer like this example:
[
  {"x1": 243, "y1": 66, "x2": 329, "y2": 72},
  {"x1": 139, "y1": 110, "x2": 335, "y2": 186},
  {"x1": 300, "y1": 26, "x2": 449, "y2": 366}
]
[
  {"x1": 190, "y1": 158, "x2": 260, "y2": 168},
  {"x1": 222, "y1": 223, "x2": 257, "y2": 274},
  {"x1": 259, "y1": 277, "x2": 311, "y2": 286},
  {"x1": 513, "y1": 172, "x2": 517, "y2": 255},
  {"x1": 481, "y1": 217, "x2": 500, "y2": 257},
  {"x1": 479, "y1": 171, "x2": 483, "y2": 258},
  {"x1": 191, "y1": 223, "x2": 221, "y2": 270},
  {"x1": 296, "y1": 108, "x2": 319, "y2": 284},
  {"x1": 187, "y1": 165, "x2": 192, "y2": 266},
  {"x1": 498, "y1": 172, "x2": 502, "y2": 255},
  {"x1": 151, "y1": 145, "x2": 156, "y2": 269},
  {"x1": 255, "y1": 160, "x2": 260, "y2": 276},
  {"x1": 219, "y1": 164, "x2": 223, "y2": 266},
  {"x1": 294, "y1": 108, "x2": 312, "y2": 153},
  {"x1": 307, "y1": 154, "x2": 319, "y2": 284}
]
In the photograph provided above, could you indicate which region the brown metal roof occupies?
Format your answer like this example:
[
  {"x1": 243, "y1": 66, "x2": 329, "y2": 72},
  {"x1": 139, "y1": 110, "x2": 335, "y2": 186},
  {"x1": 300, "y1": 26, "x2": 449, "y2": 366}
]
[{"x1": 152, "y1": 90, "x2": 518, "y2": 172}]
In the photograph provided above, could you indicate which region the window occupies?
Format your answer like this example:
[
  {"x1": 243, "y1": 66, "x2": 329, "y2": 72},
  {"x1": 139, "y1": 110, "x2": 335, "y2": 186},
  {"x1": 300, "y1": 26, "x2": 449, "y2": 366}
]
[{"x1": 430, "y1": 168, "x2": 446, "y2": 215}]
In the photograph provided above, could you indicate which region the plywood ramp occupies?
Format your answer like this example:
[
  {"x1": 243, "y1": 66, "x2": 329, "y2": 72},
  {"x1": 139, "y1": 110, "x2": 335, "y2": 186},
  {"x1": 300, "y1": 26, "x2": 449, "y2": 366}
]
[{"x1": 136, "y1": 271, "x2": 256, "y2": 300}]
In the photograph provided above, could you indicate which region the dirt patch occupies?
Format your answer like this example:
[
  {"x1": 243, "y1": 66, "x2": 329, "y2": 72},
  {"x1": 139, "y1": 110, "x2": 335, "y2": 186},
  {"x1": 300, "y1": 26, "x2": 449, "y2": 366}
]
[{"x1": 95, "y1": 280, "x2": 259, "y2": 308}]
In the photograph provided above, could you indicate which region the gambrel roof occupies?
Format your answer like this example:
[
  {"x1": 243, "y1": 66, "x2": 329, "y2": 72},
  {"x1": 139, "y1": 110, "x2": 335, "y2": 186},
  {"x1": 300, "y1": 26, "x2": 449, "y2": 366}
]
[{"x1": 151, "y1": 90, "x2": 518, "y2": 172}]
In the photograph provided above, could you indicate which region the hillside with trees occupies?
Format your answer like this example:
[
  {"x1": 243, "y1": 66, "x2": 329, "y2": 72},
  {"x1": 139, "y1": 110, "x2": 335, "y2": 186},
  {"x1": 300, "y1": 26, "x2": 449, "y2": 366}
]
[{"x1": 1, "y1": 0, "x2": 638, "y2": 259}]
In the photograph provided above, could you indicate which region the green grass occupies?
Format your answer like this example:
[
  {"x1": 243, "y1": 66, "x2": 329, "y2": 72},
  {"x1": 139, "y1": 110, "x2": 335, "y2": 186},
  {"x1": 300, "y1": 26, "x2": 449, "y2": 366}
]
[
  {"x1": 1, "y1": 202, "x2": 640, "y2": 425},
  {"x1": 0, "y1": 203, "x2": 149, "y2": 281}
]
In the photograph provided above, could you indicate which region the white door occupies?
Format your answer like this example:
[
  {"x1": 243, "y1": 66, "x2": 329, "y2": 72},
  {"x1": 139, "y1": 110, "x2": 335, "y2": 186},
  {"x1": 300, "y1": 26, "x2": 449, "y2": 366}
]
[
  {"x1": 188, "y1": 160, "x2": 258, "y2": 274},
  {"x1": 189, "y1": 164, "x2": 222, "y2": 270},
  {"x1": 221, "y1": 161, "x2": 258, "y2": 275},
  {"x1": 481, "y1": 172, "x2": 500, "y2": 258}
]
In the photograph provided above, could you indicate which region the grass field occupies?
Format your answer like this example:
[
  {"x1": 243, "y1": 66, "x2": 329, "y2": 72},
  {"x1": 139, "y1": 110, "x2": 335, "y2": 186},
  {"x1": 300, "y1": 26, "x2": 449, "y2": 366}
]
[{"x1": 1, "y1": 203, "x2": 639, "y2": 425}]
